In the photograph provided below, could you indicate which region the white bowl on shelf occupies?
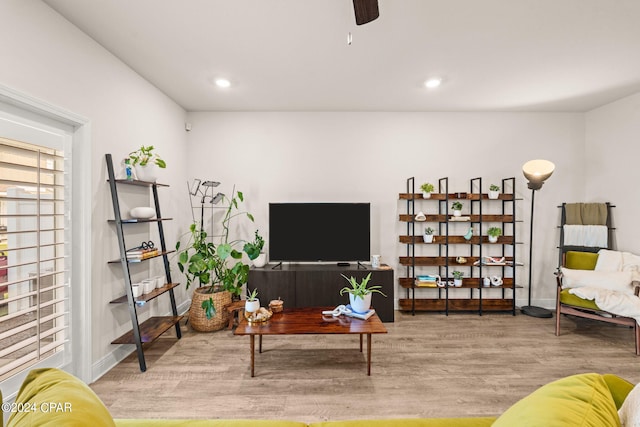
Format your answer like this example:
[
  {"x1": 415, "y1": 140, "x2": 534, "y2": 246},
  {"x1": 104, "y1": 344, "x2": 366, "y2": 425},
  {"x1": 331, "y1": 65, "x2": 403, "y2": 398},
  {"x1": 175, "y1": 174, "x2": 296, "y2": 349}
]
[
  {"x1": 142, "y1": 279, "x2": 155, "y2": 294},
  {"x1": 131, "y1": 284, "x2": 143, "y2": 298},
  {"x1": 154, "y1": 275, "x2": 165, "y2": 289},
  {"x1": 130, "y1": 207, "x2": 155, "y2": 219}
]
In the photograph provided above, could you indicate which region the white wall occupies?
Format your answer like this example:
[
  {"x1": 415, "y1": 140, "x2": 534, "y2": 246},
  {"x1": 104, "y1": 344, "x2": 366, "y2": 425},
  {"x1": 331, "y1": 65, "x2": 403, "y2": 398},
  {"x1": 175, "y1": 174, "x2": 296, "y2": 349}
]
[
  {"x1": 585, "y1": 92, "x2": 640, "y2": 254},
  {"x1": 0, "y1": 0, "x2": 190, "y2": 381},
  {"x1": 186, "y1": 112, "x2": 585, "y2": 309}
]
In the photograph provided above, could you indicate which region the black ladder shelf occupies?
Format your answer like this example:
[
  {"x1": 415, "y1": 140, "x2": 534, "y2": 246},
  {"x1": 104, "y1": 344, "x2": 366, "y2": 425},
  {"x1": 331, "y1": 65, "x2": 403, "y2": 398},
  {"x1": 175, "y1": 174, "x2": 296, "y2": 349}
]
[{"x1": 105, "y1": 153, "x2": 182, "y2": 372}]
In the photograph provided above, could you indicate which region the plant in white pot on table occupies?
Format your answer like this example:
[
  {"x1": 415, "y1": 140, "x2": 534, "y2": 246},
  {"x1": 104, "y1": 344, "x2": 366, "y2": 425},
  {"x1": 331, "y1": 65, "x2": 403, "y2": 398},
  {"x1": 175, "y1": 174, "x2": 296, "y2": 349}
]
[
  {"x1": 420, "y1": 182, "x2": 435, "y2": 199},
  {"x1": 451, "y1": 201, "x2": 463, "y2": 217},
  {"x1": 128, "y1": 145, "x2": 166, "y2": 182},
  {"x1": 488, "y1": 184, "x2": 500, "y2": 200},
  {"x1": 339, "y1": 272, "x2": 387, "y2": 314},
  {"x1": 245, "y1": 288, "x2": 260, "y2": 313},
  {"x1": 423, "y1": 227, "x2": 435, "y2": 243},
  {"x1": 487, "y1": 226, "x2": 502, "y2": 243}
]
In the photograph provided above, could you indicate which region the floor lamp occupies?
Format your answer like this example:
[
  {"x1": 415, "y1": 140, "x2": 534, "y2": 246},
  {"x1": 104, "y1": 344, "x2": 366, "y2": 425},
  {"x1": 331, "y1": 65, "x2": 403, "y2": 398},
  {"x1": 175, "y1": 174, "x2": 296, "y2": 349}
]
[{"x1": 521, "y1": 159, "x2": 555, "y2": 318}]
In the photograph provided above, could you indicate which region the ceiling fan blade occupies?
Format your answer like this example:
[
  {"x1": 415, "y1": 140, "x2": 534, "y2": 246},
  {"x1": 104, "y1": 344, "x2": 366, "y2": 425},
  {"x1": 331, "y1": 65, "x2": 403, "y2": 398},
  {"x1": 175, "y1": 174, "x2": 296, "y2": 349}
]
[{"x1": 353, "y1": 0, "x2": 379, "y2": 25}]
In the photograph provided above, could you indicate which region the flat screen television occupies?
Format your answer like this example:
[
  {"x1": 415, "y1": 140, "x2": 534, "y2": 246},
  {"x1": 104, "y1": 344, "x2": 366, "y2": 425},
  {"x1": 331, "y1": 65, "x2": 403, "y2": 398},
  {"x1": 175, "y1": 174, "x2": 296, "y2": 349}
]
[{"x1": 269, "y1": 203, "x2": 370, "y2": 262}]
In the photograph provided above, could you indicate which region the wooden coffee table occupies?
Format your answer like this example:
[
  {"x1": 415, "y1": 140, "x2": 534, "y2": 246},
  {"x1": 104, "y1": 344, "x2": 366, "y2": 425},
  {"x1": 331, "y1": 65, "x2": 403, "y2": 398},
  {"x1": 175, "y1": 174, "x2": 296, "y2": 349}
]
[{"x1": 234, "y1": 306, "x2": 387, "y2": 377}]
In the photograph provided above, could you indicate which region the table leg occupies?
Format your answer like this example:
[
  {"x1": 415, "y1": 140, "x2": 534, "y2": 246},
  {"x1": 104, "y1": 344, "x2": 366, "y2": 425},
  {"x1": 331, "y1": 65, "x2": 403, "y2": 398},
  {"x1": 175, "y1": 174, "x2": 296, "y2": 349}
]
[
  {"x1": 359, "y1": 334, "x2": 363, "y2": 352},
  {"x1": 259, "y1": 335, "x2": 263, "y2": 354},
  {"x1": 367, "y1": 333, "x2": 372, "y2": 376},
  {"x1": 250, "y1": 335, "x2": 255, "y2": 377}
]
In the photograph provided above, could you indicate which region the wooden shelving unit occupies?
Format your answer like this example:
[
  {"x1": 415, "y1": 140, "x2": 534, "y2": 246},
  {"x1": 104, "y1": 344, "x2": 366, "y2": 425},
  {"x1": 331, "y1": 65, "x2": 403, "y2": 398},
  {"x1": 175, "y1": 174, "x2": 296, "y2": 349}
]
[
  {"x1": 398, "y1": 176, "x2": 520, "y2": 315},
  {"x1": 105, "y1": 153, "x2": 183, "y2": 371}
]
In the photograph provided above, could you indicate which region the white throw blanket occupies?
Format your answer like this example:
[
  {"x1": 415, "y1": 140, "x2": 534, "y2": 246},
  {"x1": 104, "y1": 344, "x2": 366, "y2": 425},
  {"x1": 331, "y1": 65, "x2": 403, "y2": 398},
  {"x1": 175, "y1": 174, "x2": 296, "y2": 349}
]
[
  {"x1": 569, "y1": 287, "x2": 640, "y2": 325},
  {"x1": 563, "y1": 224, "x2": 608, "y2": 248}
]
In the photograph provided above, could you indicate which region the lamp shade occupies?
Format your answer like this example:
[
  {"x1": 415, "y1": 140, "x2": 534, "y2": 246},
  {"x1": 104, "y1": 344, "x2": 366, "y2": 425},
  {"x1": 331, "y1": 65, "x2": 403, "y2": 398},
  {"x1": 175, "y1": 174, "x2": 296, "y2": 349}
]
[{"x1": 522, "y1": 159, "x2": 555, "y2": 190}]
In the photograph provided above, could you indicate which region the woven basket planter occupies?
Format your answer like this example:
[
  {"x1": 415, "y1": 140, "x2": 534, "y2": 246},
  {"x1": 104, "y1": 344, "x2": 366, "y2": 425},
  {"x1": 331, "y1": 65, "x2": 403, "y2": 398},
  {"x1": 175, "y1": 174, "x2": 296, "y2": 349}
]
[{"x1": 189, "y1": 287, "x2": 231, "y2": 332}]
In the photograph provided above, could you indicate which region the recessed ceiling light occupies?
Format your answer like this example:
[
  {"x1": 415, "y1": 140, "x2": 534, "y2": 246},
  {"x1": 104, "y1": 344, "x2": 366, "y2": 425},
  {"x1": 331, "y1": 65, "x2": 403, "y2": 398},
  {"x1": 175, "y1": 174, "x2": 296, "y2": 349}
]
[
  {"x1": 215, "y1": 78, "x2": 231, "y2": 88},
  {"x1": 424, "y1": 77, "x2": 442, "y2": 89}
]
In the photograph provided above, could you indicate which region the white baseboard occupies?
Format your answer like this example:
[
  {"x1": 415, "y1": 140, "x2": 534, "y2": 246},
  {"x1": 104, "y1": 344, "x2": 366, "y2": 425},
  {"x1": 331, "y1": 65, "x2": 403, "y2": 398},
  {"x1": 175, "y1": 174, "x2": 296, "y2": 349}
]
[{"x1": 91, "y1": 299, "x2": 191, "y2": 382}]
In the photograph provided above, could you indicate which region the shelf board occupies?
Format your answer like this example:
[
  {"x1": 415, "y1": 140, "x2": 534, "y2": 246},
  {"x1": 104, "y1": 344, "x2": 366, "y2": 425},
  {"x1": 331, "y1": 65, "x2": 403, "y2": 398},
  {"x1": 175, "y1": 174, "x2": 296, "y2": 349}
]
[
  {"x1": 108, "y1": 217, "x2": 173, "y2": 224},
  {"x1": 399, "y1": 277, "x2": 516, "y2": 289},
  {"x1": 398, "y1": 298, "x2": 514, "y2": 312},
  {"x1": 399, "y1": 256, "x2": 518, "y2": 267},
  {"x1": 399, "y1": 235, "x2": 515, "y2": 245},
  {"x1": 399, "y1": 214, "x2": 514, "y2": 223},
  {"x1": 398, "y1": 193, "x2": 515, "y2": 201},
  {"x1": 111, "y1": 315, "x2": 183, "y2": 344},
  {"x1": 110, "y1": 282, "x2": 180, "y2": 304},
  {"x1": 108, "y1": 249, "x2": 175, "y2": 264},
  {"x1": 108, "y1": 179, "x2": 169, "y2": 187}
]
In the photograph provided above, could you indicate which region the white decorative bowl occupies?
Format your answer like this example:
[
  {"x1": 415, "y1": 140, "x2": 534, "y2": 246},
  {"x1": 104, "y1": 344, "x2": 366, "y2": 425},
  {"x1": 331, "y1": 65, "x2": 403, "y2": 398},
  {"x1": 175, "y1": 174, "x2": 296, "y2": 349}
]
[
  {"x1": 154, "y1": 275, "x2": 165, "y2": 289},
  {"x1": 131, "y1": 284, "x2": 142, "y2": 298},
  {"x1": 142, "y1": 279, "x2": 155, "y2": 294},
  {"x1": 130, "y1": 207, "x2": 155, "y2": 219}
]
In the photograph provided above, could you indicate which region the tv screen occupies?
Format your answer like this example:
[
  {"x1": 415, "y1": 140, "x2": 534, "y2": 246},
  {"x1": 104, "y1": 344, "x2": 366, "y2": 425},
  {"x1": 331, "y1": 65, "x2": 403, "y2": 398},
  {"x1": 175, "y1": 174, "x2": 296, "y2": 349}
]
[{"x1": 269, "y1": 203, "x2": 370, "y2": 262}]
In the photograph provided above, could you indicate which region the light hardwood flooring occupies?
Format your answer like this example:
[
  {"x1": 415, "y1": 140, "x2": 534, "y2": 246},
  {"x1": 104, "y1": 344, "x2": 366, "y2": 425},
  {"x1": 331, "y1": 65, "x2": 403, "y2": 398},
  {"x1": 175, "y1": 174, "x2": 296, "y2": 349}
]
[{"x1": 90, "y1": 311, "x2": 640, "y2": 423}]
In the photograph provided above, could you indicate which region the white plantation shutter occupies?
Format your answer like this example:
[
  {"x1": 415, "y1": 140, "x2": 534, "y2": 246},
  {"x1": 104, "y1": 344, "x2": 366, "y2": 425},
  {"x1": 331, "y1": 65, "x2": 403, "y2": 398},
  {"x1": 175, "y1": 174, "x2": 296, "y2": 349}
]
[{"x1": 0, "y1": 137, "x2": 69, "y2": 379}]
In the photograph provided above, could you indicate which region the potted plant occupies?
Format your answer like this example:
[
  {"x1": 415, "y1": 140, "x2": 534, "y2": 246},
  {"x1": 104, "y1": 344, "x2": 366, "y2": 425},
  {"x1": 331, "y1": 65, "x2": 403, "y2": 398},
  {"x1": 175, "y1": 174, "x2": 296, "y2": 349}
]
[
  {"x1": 452, "y1": 270, "x2": 464, "y2": 287},
  {"x1": 245, "y1": 288, "x2": 260, "y2": 313},
  {"x1": 487, "y1": 226, "x2": 502, "y2": 243},
  {"x1": 339, "y1": 272, "x2": 387, "y2": 314},
  {"x1": 244, "y1": 230, "x2": 266, "y2": 268},
  {"x1": 423, "y1": 227, "x2": 435, "y2": 243},
  {"x1": 451, "y1": 201, "x2": 463, "y2": 217},
  {"x1": 420, "y1": 182, "x2": 435, "y2": 199},
  {"x1": 489, "y1": 184, "x2": 500, "y2": 200},
  {"x1": 128, "y1": 145, "x2": 166, "y2": 182},
  {"x1": 176, "y1": 189, "x2": 259, "y2": 332}
]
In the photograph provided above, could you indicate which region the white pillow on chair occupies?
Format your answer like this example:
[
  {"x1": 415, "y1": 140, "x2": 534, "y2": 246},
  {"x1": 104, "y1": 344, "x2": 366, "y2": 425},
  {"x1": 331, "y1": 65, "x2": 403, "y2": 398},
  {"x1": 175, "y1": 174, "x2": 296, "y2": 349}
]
[
  {"x1": 561, "y1": 267, "x2": 634, "y2": 295},
  {"x1": 619, "y1": 382, "x2": 640, "y2": 427},
  {"x1": 595, "y1": 249, "x2": 623, "y2": 272}
]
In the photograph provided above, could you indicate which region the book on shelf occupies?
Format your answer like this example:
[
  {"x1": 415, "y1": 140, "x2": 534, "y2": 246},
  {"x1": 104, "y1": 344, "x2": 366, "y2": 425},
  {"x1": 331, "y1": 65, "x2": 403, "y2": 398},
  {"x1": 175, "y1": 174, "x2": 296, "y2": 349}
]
[
  {"x1": 415, "y1": 274, "x2": 440, "y2": 287},
  {"x1": 126, "y1": 248, "x2": 159, "y2": 260}
]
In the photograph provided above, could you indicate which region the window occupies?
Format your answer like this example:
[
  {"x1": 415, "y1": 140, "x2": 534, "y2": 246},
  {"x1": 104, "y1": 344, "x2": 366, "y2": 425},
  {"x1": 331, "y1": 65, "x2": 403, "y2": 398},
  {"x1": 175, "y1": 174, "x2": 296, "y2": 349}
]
[{"x1": 0, "y1": 137, "x2": 69, "y2": 380}]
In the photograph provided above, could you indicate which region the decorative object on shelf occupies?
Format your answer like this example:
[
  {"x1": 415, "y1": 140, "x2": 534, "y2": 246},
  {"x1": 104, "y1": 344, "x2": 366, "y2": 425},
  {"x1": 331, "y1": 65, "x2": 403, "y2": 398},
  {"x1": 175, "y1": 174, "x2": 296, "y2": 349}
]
[
  {"x1": 489, "y1": 184, "x2": 500, "y2": 200},
  {"x1": 451, "y1": 201, "x2": 463, "y2": 217},
  {"x1": 339, "y1": 272, "x2": 387, "y2": 314},
  {"x1": 452, "y1": 271, "x2": 464, "y2": 287},
  {"x1": 521, "y1": 159, "x2": 555, "y2": 319},
  {"x1": 371, "y1": 254, "x2": 381, "y2": 268},
  {"x1": 123, "y1": 158, "x2": 136, "y2": 181},
  {"x1": 491, "y1": 276, "x2": 504, "y2": 287},
  {"x1": 420, "y1": 182, "x2": 434, "y2": 199},
  {"x1": 125, "y1": 241, "x2": 158, "y2": 261},
  {"x1": 141, "y1": 279, "x2": 155, "y2": 294},
  {"x1": 245, "y1": 288, "x2": 260, "y2": 313},
  {"x1": 414, "y1": 211, "x2": 426, "y2": 221},
  {"x1": 176, "y1": 188, "x2": 259, "y2": 331},
  {"x1": 463, "y1": 227, "x2": 473, "y2": 241},
  {"x1": 245, "y1": 307, "x2": 272, "y2": 323},
  {"x1": 131, "y1": 283, "x2": 142, "y2": 298},
  {"x1": 245, "y1": 230, "x2": 266, "y2": 268},
  {"x1": 129, "y1": 206, "x2": 155, "y2": 219},
  {"x1": 487, "y1": 226, "x2": 502, "y2": 243},
  {"x1": 473, "y1": 256, "x2": 506, "y2": 266},
  {"x1": 455, "y1": 256, "x2": 467, "y2": 264},
  {"x1": 423, "y1": 227, "x2": 435, "y2": 243},
  {"x1": 483, "y1": 277, "x2": 491, "y2": 287},
  {"x1": 128, "y1": 145, "x2": 166, "y2": 182},
  {"x1": 269, "y1": 298, "x2": 284, "y2": 313},
  {"x1": 416, "y1": 274, "x2": 441, "y2": 287}
]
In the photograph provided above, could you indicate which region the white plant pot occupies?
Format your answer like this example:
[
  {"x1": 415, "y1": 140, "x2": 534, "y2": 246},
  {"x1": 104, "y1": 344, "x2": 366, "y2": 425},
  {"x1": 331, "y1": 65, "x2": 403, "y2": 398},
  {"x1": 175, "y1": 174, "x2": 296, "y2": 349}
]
[
  {"x1": 453, "y1": 279, "x2": 463, "y2": 287},
  {"x1": 134, "y1": 164, "x2": 159, "y2": 182},
  {"x1": 423, "y1": 234, "x2": 434, "y2": 243},
  {"x1": 349, "y1": 293, "x2": 372, "y2": 314},
  {"x1": 488, "y1": 190, "x2": 500, "y2": 200},
  {"x1": 422, "y1": 191, "x2": 431, "y2": 199},
  {"x1": 453, "y1": 210, "x2": 462, "y2": 217},
  {"x1": 488, "y1": 235, "x2": 499, "y2": 243},
  {"x1": 245, "y1": 299, "x2": 260, "y2": 313},
  {"x1": 253, "y1": 253, "x2": 267, "y2": 268}
]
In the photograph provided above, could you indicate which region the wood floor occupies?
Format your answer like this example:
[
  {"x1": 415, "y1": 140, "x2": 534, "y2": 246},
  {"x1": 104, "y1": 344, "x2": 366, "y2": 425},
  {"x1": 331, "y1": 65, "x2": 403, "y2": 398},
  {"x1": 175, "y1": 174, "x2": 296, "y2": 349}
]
[{"x1": 90, "y1": 310, "x2": 640, "y2": 423}]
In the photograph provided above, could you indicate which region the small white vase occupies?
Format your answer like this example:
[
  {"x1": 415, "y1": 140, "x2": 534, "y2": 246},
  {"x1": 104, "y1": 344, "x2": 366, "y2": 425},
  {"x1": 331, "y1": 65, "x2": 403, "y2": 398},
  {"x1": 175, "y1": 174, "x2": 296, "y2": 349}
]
[
  {"x1": 423, "y1": 234, "x2": 434, "y2": 243},
  {"x1": 453, "y1": 279, "x2": 463, "y2": 287},
  {"x1": 349, "y1": 293, "x2": 372, "y2": 314},
  {"x1": 488, "y1": 190, "x2": 500, "y2": 200},
  {"x1": 422, "y1": 191, "x2": 431, "y2": 199},
  {"x1": 488, "y1": 235, "x2": 499, "y2": 243},
  {"x1": 453, "y1": 210, "x2": 462, "y2": 217},
  {"x1": 134, "y1": 164, "x2": 159, "y2": 182},
  {"x1": 245, "y1": 299, "x2": 260, "y2": 313},
  {"x1": 253, "y1": 253, "x2": 267, "y2": 268}
]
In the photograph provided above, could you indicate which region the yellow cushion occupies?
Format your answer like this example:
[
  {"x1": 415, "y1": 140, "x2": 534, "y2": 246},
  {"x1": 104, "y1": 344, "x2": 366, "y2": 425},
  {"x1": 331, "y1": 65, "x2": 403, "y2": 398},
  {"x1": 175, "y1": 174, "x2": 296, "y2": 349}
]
[
  {"x1": 310, "y1": 419, "x2": 496, "y2": 427},
  {"x1": 7, "y1": 368, "x2": 115, "y2": 427},
  {"x1": 603, "y1": 373, "x2": 635, "y2": 410},
  {"x1": 492, "y1": 373, "x2": 620, "y2": 427},
  {"x1": 566, "y1": 251, "x2": 599, "y2": 270},
  {"x1": 115, "y1": 421, "x2": 307, "y2": 427},
  {"x1": 560, "y1": 289, "x2": 601, "y2": 310}
]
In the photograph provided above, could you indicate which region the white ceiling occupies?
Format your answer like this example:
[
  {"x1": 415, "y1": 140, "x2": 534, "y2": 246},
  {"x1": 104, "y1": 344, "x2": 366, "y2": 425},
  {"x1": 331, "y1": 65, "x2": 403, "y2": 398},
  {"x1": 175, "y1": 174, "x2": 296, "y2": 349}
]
[{"x1": 43, "y1": 0, "x2": 640, "y2": 112}]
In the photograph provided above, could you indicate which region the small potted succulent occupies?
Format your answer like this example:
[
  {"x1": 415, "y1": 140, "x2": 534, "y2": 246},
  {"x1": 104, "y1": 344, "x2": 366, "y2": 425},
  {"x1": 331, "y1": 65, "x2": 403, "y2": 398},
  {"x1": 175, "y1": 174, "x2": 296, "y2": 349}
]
[
  {"x1": 245, "y1": 288, "x2": 260, "y2": 313},
  {"x1": 451, "y1": 201, "x2": 463, "y2": 217},
  {"x1": 487, "y1": 226, "x2": 502, "y2": 243},
  {"x1": 128, "y1": 145, "x2": 166, "y2": 182},
  {"x1": 420, "y1": 182, "x2": 435, "y2": 199},
  {"x1": 488, "y1": 184, "x2": 500, "y2": 200},
  {"x1": 423, "y1": 227, "x2": 435, "y2": 243},
  {"x1": 339, "y1": 273, "x2": 387, "y2": 313},
  {"x1": 452, "y1": 270, "x2": 464, "y2": 287}
]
